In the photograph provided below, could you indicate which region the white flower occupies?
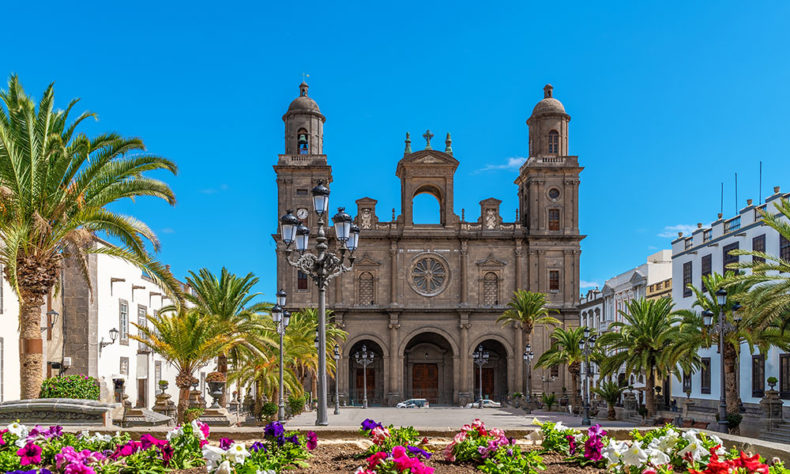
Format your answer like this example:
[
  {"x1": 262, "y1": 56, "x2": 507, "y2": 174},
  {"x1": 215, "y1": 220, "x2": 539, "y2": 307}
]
[
  {"x1": 678, "y1": 439, "x2": 707, "y2": 461},
  {"x1": 647, "y1": 447, "x2": 671, "y2": 465},
  {"x1": 191, "y1": 420, "x2": 206, "y2": 440},
  {"x1": 256, "y1": 471, "x2": 276, "y2": 474},
  {"x1": 649, "y1": 430, "x2": 679, "y2": 452},
  {"x1": 573, "y1": 433, "x2": 585, "y2": 445},
  {"x1": 7, "y1": 422, "x2": 28, "y2": 438},
  {"x1": 622, "y1": 444, "x2": 648, "y2": 466},
  {"x1": 682, "y1": 430, "x2": 699, "y2": 443},
  {"x1": 215, "y1": 460, "x2": 232, "y2": 474},
  {"x1": 166, "y1": 426, "x2": 184, "y2": 441},
  {"x1": 202, "y1": 445, "x2": 226, "y2": 470},
  {"x1": 15, "y1": 438, "x2": 27, "y2": 448},
  {"x1": 226, "y1": 443, "x2": 250, "y2": 464},
  {"x1": 553, "y1": 421, "x2": 567, "y2": 432},
  {"x1": 602, "y1": 441, "x2": 626, "y2": 467}
]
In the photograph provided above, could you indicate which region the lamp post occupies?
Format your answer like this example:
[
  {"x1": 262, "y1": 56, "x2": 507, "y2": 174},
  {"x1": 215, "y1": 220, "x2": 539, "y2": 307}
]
[
  {"x1": 703, "y1": 288, "x2": 741, "y2": 433},
  {"x1": 523, "y1": 344, "x2": 534, "y2": 402},
  {"x1": 272, "y1": 291, "x2": 290, "y2": 421},
  {"x1": 279, "y1": 181, "x2": 359, "y2": 426},
  {"x1": 354, "y1": 345, "x2": 374, "y2": 409},
  {"x1": 473, "y1": 345, "x2": 489, "y2": 409},
  {"x1": 579, "y1": 327, "x2": 596, "y2": 426},
  {"x1": 333, "y1": 344, "x2": 341, "y2": 415}
]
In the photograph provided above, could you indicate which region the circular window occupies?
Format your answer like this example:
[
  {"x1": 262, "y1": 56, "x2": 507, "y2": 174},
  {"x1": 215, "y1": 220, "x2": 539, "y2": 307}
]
[
  {"x1": 548, "y1": 188, "x2": 560, "y2": 200},
  {"x1": 410, "y1": 255, "x2": 449, "y2": 296}
]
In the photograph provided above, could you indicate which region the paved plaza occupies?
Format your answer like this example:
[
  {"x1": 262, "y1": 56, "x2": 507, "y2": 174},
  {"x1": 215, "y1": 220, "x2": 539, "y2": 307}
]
[{"x1": 287, "y1": 406, "x2": 639, "y2": 430}]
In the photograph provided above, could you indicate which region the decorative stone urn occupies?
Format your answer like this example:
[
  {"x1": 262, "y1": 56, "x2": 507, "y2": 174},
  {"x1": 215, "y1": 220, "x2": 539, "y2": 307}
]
[{"x1": 760, "y1": 389, "x2": 784, "y2": 430}]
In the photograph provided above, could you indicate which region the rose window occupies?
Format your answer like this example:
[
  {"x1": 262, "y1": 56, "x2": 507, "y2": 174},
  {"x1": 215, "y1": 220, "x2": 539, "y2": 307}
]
[{"x1": 411, "y1": 256, "x2": 448, "y2": 296}]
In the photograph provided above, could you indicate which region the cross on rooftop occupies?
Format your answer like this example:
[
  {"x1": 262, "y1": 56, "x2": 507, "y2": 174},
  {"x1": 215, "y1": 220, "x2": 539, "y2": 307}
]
[{"x1": 423, "y1": 130, "x2": 434, "y2": 149}]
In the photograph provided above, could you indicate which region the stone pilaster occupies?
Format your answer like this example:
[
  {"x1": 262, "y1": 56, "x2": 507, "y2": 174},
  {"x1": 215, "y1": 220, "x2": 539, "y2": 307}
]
[{"x1": 386, "y1": 312, "x2": 401, "y2": 406}]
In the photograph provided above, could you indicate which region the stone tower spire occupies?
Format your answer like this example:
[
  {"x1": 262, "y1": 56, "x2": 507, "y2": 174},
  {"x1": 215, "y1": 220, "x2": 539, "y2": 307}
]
[
  {"x1": 282, "y1": 81, "x2": 326, "y2": 155},
  {"x1": 445, "y1": 133, "x2": 453, "y2": 155}
]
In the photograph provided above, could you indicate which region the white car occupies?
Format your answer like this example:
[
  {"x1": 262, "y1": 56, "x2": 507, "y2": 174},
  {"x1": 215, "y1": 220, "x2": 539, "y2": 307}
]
[
  {"x1": 464, "y1": 399, "x2": 502, "y2": 408},
  {"x1": 396, "y1": 398, "x2": 429, "y2": 408}
]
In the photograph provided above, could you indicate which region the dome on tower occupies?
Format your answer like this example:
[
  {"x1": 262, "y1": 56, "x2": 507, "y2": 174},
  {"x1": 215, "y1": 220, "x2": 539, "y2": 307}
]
[
  {"x1": 530, "y1": 84, "x2": 567, "y2": 116},
  {"x1": 286, "y1": 82, "x2": 322, "y2": 115}
]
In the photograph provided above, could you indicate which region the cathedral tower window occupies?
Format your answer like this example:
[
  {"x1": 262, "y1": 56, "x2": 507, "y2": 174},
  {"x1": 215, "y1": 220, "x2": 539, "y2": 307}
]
[
  {"x1": 548, "y1": 209, "x2": 561, "y2": 231},
  {"x1": 549, "y1": 270, "x2": 560, "y2": 291},
  {"x1": 297, "y1": 128, "x2": 309, "y2": 154},
  {"x1": 548, "y1": 130, "x2": 559, "y2": 154},
  {"x1": 483, "y1": 272, "x2": 499, "y2": 305},
  {"x1": 358, "y1": 272, "x2": 375, "y2": 305}
]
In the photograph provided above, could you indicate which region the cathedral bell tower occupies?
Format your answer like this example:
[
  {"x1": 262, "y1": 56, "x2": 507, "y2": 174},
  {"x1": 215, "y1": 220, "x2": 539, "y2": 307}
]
[
  {"x1": 274, "y1": 82, "x2": 332, "y2": 306},
  {"x1": 515, "y1": 84, "x2": 583, "y2": 307}
]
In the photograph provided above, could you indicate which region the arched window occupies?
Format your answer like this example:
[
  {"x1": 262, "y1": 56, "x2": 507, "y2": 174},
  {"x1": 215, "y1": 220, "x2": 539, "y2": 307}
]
[
  {"x1": 483, "y1": 272, "x2": 498, "y2": 305},
  {"x1": 358, "y1": 272, "x2": 375, "y2": 305},
  {"x1": 548, "y1": 130, "x2": 559, "y2": 154},
  {"x1": 297, "y1": 128, "x2": 309, "y2": 155}
]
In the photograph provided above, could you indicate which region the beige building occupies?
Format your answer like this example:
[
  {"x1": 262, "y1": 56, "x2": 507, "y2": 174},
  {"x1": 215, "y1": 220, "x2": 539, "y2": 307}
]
[{"x1": 274, "y1": 83, "x2": 584, "y2": 406}]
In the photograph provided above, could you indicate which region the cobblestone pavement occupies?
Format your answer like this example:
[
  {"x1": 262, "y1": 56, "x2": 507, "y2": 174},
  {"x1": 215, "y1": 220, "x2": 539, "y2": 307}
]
[{"x1": 287, "y1": 406, "x2": 639, "y2": 430}]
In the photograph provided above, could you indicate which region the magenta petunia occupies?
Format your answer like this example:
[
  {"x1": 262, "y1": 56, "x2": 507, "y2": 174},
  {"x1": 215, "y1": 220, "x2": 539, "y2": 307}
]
[{"x1": 17, "y1": 442, "x2": 42, "y2": 466}]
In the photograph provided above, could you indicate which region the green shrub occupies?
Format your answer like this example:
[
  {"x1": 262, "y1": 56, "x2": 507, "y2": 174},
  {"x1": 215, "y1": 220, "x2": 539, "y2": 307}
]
[
  {"x1": 288, "y1": 395, "x2": 305, "y2": 416},
  {"x1": 768, "y1": 376, "x2": 778, "y2": 385},
  {"x1": 39, "y1": 375, "x2": 100, "y2": 400},
  {"x1": 262, "y1": 401, "x2": 278, "y2": 418},
  {"x1": 185, "y1": 407, "x2": 203, "y2": 422},
  {"x1": 726, "y1": 412, "x2": 743, "y2": 429},
  {"x1": 541, "y1": 393, "x2": 556, "y2": 411}
]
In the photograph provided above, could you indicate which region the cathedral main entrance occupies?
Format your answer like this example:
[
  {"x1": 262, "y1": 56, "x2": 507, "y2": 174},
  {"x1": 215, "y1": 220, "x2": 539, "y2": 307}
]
[
  {"x1": 404, "y1": 332, "x2": 454, "y2": 405},
  {"x1": 348, "y1": 340, "x2": 384, "y2": 406}
]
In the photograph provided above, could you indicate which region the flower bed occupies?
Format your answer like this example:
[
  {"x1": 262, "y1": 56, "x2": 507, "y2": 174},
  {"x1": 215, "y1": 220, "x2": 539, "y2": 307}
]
[{"x1": 0, "y1": 419, "x2": 315, "y2": 473}]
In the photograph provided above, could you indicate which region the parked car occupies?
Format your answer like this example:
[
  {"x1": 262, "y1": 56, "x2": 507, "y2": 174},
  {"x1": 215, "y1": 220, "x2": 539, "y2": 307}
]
[
  {"x1": 396, "y1": 398, "x2": 429, "y2": 408},
  {"x1": 464, "y1": 399, "x2": 502, "y2": 408}
]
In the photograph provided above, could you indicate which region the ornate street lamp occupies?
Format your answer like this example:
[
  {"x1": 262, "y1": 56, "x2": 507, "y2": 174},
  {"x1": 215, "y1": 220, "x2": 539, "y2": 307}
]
[
  {"x1": 705, "y1": 288, "x2": 741, "y2": 433},
  {"x1": 523, "y1": 344, "x2": 534, "y2": 402},
  {"x1": 579, "y1": 327, "x2": 597, "y2": 426},
  {"x1": 272, "y1": 301, "x2": 291, "y2": 421},
  {"x1": 354, "y1": 344, "x2": 375, "y2": 409},
  {"x1": 279, "y1": 180, "x2": 359, "y2": 426},
  {"x1": 473, "y1": 345, "x2": 489, "y2": 409},
  {"x1": 333, "y1": 344, "x2": 341, "y2": 415}
]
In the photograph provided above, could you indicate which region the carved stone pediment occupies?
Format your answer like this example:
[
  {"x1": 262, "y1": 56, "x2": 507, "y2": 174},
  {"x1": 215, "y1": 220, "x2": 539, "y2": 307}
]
[
  {"x1": 475, "y1": 254, "x2": 507, "y2": 268},
  {"x1": 355, "y1": 253, "x2": 381, "y2": 267}
]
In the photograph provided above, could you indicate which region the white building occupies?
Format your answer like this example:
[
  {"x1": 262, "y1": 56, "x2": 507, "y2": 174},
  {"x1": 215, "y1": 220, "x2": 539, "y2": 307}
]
[
  {"x1": 0, "y1": 238, "x2": 187, "y2": 406},
  {"x1": 579, "y1": 250, "x2": 672, "y2": 400},
  {"x1": 670, "y1": 186, "x2": 790, "y2": 410}
]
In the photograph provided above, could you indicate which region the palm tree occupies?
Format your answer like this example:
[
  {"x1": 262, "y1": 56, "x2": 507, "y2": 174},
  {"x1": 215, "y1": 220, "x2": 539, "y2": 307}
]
[
  {"x1": 132, "y1": 309, "x2": 236, "y2": 422},
  {"x1": 729, "y1": 198, "x2": 790, "y2": 328},
  {"x1": 285, "y1": 308, "x2": 347, "y2": 399},
  {"x1": 0, "y1": 76, "x2": 179, "y2": 399},
  {"x1": 534, "y1": 326, "x2": 585, "y2": 411},
  {"x1": 596, "y1": 297, "x2": 680, "y2": 418},
  {"x1": 497, "y1": 290, "x2": 560, "y2": 347},
  {"x1": 181, "y1": 267, "x2": 272, "y2": 405},
  {"x1": 673, "y1": 273, "x2": 790, "y2": 433},
  {"x1": 592, "y1": 380, "x2": 625, "y2": 421}
]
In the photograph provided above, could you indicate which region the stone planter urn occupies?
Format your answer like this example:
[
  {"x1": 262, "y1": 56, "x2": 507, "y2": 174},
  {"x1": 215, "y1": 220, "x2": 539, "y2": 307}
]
[{"x1": 205, "y1": 372, "x2": 227, "y2": 410}]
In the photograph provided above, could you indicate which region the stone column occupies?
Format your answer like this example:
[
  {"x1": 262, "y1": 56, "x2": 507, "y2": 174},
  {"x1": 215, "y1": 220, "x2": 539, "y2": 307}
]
[
  {"x1": 458, "y1": 313, "x2": 473, "y2": 406},
  {"x1": 389, "y1": 242, "x2": 398, "y2": 304},
  {"x1": 460, "y1": 240, "x2": 468, "y2": 304},
  {"x1": 514, "y1": 243, "x2": 523, "y2": 290},
  {"x1": 514, "y1": 324, "x2": 523, "y2": 394},
  {"x1": 386, "y1": 312, "x2": 400, "y2": 406}
]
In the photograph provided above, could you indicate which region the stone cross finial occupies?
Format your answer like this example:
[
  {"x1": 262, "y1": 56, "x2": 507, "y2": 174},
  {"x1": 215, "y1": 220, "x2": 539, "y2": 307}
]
[
  {"x1": 423, "y1": 130, "x2": 434, "y2": 150},
  {"x1": 445, "y1": 133, "x2": 453, "y2": 155},
  {"x1": 404, "y1": 132, "x2": 412, "y2": 154}
]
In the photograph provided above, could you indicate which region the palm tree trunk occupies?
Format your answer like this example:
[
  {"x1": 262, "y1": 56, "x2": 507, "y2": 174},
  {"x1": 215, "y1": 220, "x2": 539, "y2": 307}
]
[
  {"x1": 217, "y1": 353, "x2": 228, "y2": 407},
  {"x1": 272, "y1": 385, "x2": 281, "y2": 420},
  {"x1": 645, "y1": 372, "x2": 656, "y2": 419},
  {"x1": 175, "y1": 370, "x2": 193, "y2": 423},
  {"x1": 19, "y1": 298, "x2": 45, "y2": 399},
  {"x1": 723, "y1": 342, "x2": 739, "y2": 434}
]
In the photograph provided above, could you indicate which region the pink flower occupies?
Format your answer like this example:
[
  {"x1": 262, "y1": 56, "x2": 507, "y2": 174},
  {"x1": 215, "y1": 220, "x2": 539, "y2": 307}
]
[
  {"x1": 641, "y1": 469, "x2": 657, "y2": 474},
  {"x1": 17, "y1": 442, "x2": 42, "y2": 466},
  {"x1": 366, "y1": 451, "x2": 387, "y2": 469},
  {"x1": 65, "y1": 463, "x2": 96, "y2": 474},
  {"x1": 140, "y1": 433, "x2": 165, "y2": 450},
  {"x1": 371, "y1": 426, "x2": 390, "y2": 445},
  {"x1": 198, "y1": 421, "x2": 210, "y2": 439},
  {"x1": 392, "y1": 445, "x2": 407, "y2": 458},
  {"x1": 444, "y1": 443, "x2": 456, "y2": 462},
  {"x1": 452, "y1": 431, "x2": 467, "y2": 443},
  {"x1": 160, "y1": 443, "x2": 174, "y2": 466}
]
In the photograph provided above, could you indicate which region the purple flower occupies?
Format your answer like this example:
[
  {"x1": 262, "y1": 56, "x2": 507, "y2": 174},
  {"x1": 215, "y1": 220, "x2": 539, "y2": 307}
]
[
  {"x1": 160, "y1": 443, "x2": 174, "y2": 466},
  {"x1": 219, "y1": 437, "x2": 234, "y2": 450},
  {"x1": 583, "y1": 436, "x2": 604, "y2": 462},
  {"x1": 284, "y1": 434, "x2": 299, "y2": 445},
  {"x1": 264, "y1": 421, "x2": 285, "y2": 439},
  {"x1": 250, "y1": 441, "x2": 266, "y2": 453},
  {"x1": 407, "y1": 445, "x2": 431, "y2": 459},
  {"x1": 17, "y1": 443, "x2": 42, "y2": 466},
  {"x1": 45, "y1": 426, "x2": 63, "y2": 438},
  {"x1": 566, "y1": 434, "x2": 577, "y2": 455},
  {"x1": 507, "y1": 448, "x2": 513, "y2": 457},
  {"x1": 587, "y1": 424, "x2": 606, "y2": 438},
  {"x1": 306, "y1": 431, "x2": 318, "y2": 451},
  {"x1": 361, "y1": 418, "x2": 382, "y2": 431},
  {"x1": 140, "y1": 433, "x2": 163, "y2": 450}
]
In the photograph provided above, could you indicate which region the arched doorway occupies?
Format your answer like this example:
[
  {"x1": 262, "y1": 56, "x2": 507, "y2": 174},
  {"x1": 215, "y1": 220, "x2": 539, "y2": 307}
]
[
  {"x1": 403, "y1": 332, "x2": 454, "y2": 405},
  {"x1": 348, "y1": 340, "x2": 385, "y2": 406},
  {"x1": 471, "y1": 340, "x2": 508, "y2": 402}
]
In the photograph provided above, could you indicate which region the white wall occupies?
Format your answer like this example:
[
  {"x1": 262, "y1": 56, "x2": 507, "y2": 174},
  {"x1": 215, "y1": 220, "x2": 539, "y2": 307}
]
[{"x1": 0, "y1": 268, "x2": 21, "y2": 402}]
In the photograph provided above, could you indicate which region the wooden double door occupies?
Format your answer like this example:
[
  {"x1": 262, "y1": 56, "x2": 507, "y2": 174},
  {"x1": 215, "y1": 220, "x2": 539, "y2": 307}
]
[
  {"x1": 412, "y1": 363, "x2": 439, "y2": 403},
  {"x1": 354, "y1": 368, "x2": 375, "y2": 403},
  {"x1": 475, "y1": 366, "x2": 495, "y2": 399}
]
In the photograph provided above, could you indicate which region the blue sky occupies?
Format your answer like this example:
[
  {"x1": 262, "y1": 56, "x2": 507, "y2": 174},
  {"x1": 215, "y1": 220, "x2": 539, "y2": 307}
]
[{"x1": 3, "y1": 1, "x2": 789, "y2": 299}]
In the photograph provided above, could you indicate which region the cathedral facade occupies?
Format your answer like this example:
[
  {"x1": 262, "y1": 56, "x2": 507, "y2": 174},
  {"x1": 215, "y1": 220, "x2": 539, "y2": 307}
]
[{"x1": 274, "y1": 82, "x2": 583, "y2": 406}]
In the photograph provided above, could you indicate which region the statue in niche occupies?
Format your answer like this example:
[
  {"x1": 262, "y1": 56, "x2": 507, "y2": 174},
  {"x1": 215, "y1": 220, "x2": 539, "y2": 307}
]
[
  {"x1": 485, "y1": 209, "x2": 497, "y2": 229},
  {"x1": 360, "y1": 208, "x2": 372, "y2": 229}
]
